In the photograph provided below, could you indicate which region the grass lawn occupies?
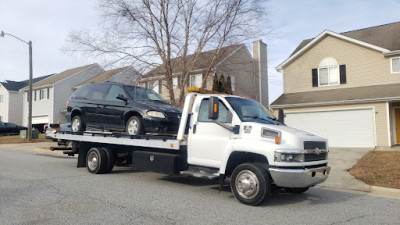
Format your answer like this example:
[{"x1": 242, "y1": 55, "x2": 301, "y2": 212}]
[
  {"x1": 0, "y1": 134, "x2": 51, "y2": 144},
  {"x1": 350, "y1": 151, "x2": 400, "y2": 189}
]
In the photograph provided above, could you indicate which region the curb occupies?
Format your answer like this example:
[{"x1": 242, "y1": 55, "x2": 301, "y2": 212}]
[{"x1": 370, "y1": 185, "x2": 400, "y2": 198}]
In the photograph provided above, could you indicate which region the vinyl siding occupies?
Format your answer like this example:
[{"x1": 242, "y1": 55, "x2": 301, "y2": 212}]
[{"x1": 283, "y1": 35, "x2": 400, "y2": 94}]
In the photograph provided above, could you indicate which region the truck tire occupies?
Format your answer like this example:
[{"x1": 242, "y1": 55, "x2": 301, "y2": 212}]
[
  {"x1": 126, "y1": 116, "x2": 143, "y2": 135},
  {"x1": 71, "y1": 115, "x2": 85, "y2": 132},
  {"x1": 230, "y1": 163, "x2": 270, "y2": 206},
  {"x1": 86, "y1": 147, "x2": 108, "y2": 174},
  {"x1": 284, "y1": 187, "x2": 309, "y2": 193},
  {"x1": 101, "y1": 147, "x2": 115, "y2": 173}
]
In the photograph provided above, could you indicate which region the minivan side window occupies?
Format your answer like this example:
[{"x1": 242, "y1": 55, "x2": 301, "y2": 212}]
[
  {"x1": 105, "y1": 85, "x2": 127, "y2": 101},
  {"x1": 84, "y1": 84, "x2": 109, "y2": 100},
  {"x1": 198, "y1": 99, "x2": 232, "y2": 123}
]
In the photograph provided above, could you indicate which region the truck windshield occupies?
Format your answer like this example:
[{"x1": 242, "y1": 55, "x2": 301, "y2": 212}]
[
  {"x1": 125, "y1": 86, "x2": 166, "y2": 102},
  {"x1": 225, "y1": 97, "x2": 280, "y2": 125}
]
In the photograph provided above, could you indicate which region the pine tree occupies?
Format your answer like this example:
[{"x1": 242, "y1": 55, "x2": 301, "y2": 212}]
[{"x1": 212, "y1": 74, "x2": 219, "y2": 91}]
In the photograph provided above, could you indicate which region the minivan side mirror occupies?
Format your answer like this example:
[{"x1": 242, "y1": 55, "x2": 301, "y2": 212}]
[
  {"x1": 208, "y1": 97, "x2": 219, "y2": 120},
  {"x1": 116, "y1": 94, "x2": 129, "y2": 103}
]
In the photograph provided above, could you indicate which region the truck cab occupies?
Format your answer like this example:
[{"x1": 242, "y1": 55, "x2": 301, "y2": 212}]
[{"x1": 180, "y1": 92, "x2": 330, "y2": 205}]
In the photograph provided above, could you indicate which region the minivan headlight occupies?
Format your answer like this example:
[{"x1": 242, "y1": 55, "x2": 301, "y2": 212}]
[{"x1": 147, "y1": 111, "x2": 165, "y2": 118}]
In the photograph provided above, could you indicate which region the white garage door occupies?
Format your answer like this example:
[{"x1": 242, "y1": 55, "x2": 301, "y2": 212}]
[{"x1": 285, "y1": 108, "x2": 375, "y2": 148}]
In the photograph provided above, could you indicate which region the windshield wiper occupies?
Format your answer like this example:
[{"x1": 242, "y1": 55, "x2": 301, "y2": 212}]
[{"x1": 243, "y1": 115, "x2": 279, "y2": 124}]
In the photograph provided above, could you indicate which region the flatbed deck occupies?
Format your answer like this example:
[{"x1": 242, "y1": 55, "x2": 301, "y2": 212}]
[{"x1": 48, "y1": 131, "x2": 182, "y2": 150}]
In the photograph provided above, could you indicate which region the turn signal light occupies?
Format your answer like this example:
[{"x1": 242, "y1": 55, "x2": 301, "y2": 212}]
[{"x1": 275, "y1": 137, "x2": 281, "y2": 144}]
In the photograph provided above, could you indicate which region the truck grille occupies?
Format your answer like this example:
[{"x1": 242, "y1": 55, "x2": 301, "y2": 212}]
[
  {"x1": 303, "y1": 141, "x2": 327, "y2": 162},
  {"x1": 304, "y1": 141, "x2": 326, "y2": 150},
  {"x1": 304, "y1": 153, "x2": 327, "y2": 162}
]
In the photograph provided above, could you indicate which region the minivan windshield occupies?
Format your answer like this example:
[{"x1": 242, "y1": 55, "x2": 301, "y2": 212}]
[
  {"x1": 225, "y1": 97, "x2": 280, "y2": 125},
  {"x1": 125, "y1": 86, "x2": 166, "y2": 102}
]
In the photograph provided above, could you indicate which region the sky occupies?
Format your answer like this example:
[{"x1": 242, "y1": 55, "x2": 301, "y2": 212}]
[{"x1": 1, "y1": 0, "x2": 399, "y2": 103}]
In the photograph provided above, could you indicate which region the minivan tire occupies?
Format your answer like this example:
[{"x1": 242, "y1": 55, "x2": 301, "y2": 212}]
[
  {"x1": 126, "y1": 116, "x2": 143, "y2": 135},
  {"x1": 71, "y1": 115, "x2": 85, "y2": 132}
]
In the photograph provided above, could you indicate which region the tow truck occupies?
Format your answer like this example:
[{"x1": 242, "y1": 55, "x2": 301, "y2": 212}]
[{"x1": 47, "y1": 88, "x2": 330, "y2": 205}]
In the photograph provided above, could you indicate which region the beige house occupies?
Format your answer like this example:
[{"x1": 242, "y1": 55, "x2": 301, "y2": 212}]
[
  {"x1": 139, "y1": 40, "x2": 269, "y2": 106},
  {"x1": 272, "y1": 22, "x2": 400, "y2": 148}
]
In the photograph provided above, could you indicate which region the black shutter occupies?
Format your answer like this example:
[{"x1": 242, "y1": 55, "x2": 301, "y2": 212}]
[
  {"x1": 47, "y1": 88, "x2": 50, "y2": 99},
  {"x1": 340, "y1": 65, "x2": 346, "y2": 84},
  {"x1": 312, "y1": 68, "x2": 318, "y2": 87},
  {"x1": 158, "y1": 80, "x2": 162, "y2": 94}
]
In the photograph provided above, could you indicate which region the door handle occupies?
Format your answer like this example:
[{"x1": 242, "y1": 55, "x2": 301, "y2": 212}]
[{"x1": 193, "y1": 124, "x2": 197, "y2": 134}]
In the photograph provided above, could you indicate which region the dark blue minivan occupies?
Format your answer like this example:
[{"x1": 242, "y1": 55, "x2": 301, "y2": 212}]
[{"x1": 66, "y1": 82, "x2": 181, "y2": 135}]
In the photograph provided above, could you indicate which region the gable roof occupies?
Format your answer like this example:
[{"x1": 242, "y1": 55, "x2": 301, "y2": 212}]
[
  {"x1": 75, "y1": 66, "x2": 141, "y2": 87},
  {"x1": 1, "y1": 74, "x2": 54, "y2": 92},
  {"x1": 30, "y1": 64, "x2": 99, "y2": 89},
  {"x1": 271, "y1": 83, "x2": 400, "y2": 108},
  {"x1": 143, "y1": 45, "x2": 243, "y2": 78},
  {"x1": 277, "y1": 22, "x2": 400, "y2": 70}
]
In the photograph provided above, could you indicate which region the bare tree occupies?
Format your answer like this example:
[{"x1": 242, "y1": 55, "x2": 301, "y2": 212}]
[{"x1": 65, "y1": 0, "x2": 268, "y2": 106}]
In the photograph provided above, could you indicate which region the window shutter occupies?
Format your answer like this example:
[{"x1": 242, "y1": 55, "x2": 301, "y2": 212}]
[
  {"x1": 340, "y1": 65, "x2": 346, "y2": 84},
  {"x1": 158, "y1": 80, "x2": 162, "y2": 94},
  {"x1": 312, "y1": 68, "x2": 318, "y2": 87},
  {"x1": 47, "y1": 88, "x2": 50, "y2": 99}
]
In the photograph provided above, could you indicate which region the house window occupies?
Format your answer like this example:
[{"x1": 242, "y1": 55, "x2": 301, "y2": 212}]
[
  {"x1": 189, "y1": 74, "x2": 202, "y2": 88},
  {"x1": 392, "y1": 57, "x2": 400, "y2": 74},
  {"x1": 148, "y1": 80, "x2": 160, "y2": 94},
  {"x1": 0, "y1": 95, "x2": 3, "y2": 103},
  {"x1": 172, "y1": 77, "x2": 180, "y2": 88},
  {"x1": 40, "y1": 89, "x2": 48, "y2": 100},
  {"x1": 318, "y1": 57, "x2": 339, "y2": 86},
  {"x1": 230, "y1": 76, "x2": 236, "y2": 92}
]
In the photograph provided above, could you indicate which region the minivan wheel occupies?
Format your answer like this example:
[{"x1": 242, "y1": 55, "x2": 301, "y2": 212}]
[
  {"x1": 71, "y1": 115, "x2": 85, "y2": 132},
  {"x1": 126, "y1": 116, "x2": 143, "y2": 135}
]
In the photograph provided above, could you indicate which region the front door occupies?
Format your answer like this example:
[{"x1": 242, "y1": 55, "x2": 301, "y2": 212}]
[
  {"x1": 395, "y1": 108, "x2": 400, "y2": 144},
  {"x1": 188, "y1": 98, "x2": 233, "y2": 168},
  {"x1": 99, "y1": 85, "x2": 129, "y2": 130}
]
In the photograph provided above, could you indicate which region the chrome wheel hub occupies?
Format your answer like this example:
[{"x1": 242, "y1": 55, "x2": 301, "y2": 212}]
[
  {"x1": 235, "y1": 170, "x2": 260, "y2": 199},
  {"x1": 127, "y1": 120, "x2": 138, "y2": 135},
  {"x1": 87, "y1": 152, "x2": 99, "y2": 171},
  {"x1": 72, "y1": 118, "x2": 80, "y2": 132}
]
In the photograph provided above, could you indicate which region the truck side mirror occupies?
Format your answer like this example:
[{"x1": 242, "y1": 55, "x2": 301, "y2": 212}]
[
  {"x1": 208, "y1": 97, "x2": 219, "y2": 120},
  {"x1": 278, "y1": 109, "x2": 284, "y2": 124}
]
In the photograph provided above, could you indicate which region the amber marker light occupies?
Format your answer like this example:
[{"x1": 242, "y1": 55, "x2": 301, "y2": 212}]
[{"x1": 275, "y1": 137, "x2": 281, "y2": 144}]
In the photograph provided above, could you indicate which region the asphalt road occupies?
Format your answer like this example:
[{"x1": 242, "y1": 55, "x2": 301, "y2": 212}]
[{"x1": 1, "y1": 147, "x2": 400, "y2": 225}]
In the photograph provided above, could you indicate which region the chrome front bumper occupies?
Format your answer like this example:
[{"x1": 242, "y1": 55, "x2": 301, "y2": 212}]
[{"x1": 269, "y1": 166, "x2": 330, "y2": 188}]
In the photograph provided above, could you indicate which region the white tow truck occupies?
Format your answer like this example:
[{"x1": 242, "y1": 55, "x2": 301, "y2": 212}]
[{"x1": 47, "y1": 89, "x2": 330, "y2": 206}]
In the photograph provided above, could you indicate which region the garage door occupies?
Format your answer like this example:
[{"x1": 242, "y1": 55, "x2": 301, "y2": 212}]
[
  {"x1": 32, "y1": 116, "x2": 49, "y2": 124},
  {"x1": 285, "y1": 108, "x2": 375, "y2": 148}
]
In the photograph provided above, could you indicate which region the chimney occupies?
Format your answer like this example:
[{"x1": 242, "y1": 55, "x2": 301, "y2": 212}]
[{"x1": 252, "y1": 40, "x2": 269, "y2": 107}]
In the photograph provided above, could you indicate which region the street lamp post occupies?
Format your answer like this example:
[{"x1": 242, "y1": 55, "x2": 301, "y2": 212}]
[{"x1": 1, "y1": 31, "x2": 33, "y2": 141}]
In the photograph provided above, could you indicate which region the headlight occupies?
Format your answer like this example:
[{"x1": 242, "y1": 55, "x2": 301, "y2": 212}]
[
  {"x1": 274, "y1": 152, "x2": 304, "y2": 162},
  {"x1": 262, "y1": 128, "x2": 281, "y2": 144},
  {"x1": 146, "y1": 111, "x2": 165, "y2": 118}
]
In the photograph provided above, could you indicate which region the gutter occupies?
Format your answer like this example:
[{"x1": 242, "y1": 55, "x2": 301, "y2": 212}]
[{"x1": 271, "y1": 97, "x2": 400, "y2": 109}]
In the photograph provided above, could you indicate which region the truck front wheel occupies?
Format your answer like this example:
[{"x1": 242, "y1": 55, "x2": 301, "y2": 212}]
[
  {"x1": 86, "y1": 147, "x2": 108, "y2": 174},
  {"x1": 230, "y1": 163, "x2": 270, "y2": 206}
]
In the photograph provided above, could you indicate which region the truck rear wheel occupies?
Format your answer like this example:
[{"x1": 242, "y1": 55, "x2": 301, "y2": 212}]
[
  {"x1": 86, "y1": 147, "x2": 108, "y2": 174},
  {"x1": 230, "y1": 163, "x2": 270, "y2": 206},
  {"x1": 101, "y1": 147, "x2": 115, "y2": 173}
]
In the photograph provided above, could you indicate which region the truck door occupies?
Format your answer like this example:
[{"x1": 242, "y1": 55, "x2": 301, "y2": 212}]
[{"x1": 188, "y1": 98, "x2": 233, "y2": 168}]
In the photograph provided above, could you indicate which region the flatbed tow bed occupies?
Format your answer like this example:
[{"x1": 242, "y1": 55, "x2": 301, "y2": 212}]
[{"x1": 47, "y1": 91, "x2": 330, "y2": 206}]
